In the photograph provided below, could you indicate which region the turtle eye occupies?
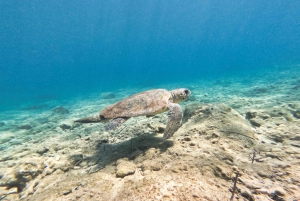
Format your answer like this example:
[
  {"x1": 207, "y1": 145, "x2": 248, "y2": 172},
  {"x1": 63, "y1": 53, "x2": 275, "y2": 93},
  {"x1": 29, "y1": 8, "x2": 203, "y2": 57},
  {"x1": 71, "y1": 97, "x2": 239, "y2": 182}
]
[{"x1": 184, "y1": 89, "x2": 189, "y2": 95}]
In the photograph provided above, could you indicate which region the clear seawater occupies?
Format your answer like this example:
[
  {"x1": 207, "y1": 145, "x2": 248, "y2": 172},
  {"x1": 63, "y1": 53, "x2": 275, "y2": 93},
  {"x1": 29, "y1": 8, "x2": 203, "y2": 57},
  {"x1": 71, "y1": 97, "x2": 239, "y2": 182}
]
[{"x1": 0, "y1": 1, "x2": 300, "y2": 111}]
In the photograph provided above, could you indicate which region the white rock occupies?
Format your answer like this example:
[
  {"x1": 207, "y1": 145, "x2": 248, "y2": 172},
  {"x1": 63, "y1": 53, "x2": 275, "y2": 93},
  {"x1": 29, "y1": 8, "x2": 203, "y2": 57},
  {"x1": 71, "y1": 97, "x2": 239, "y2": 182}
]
[{"x1": 55, "y1": 155, "x2": 61, "y2": 161}]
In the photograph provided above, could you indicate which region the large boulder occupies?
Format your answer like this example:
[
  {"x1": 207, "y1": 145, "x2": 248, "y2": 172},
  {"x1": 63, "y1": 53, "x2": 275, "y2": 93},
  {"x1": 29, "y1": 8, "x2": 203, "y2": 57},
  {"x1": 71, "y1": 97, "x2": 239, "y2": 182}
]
[{"x1": 181, "y1": 103, "x2": 258, "y2": 147}]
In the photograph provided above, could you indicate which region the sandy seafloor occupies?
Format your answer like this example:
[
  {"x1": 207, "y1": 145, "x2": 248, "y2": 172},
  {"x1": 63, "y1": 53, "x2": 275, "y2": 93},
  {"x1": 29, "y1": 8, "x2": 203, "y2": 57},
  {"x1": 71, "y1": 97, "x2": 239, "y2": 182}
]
[{"x1": 0, "y1": 66, "x2": 300, "y2": 201}]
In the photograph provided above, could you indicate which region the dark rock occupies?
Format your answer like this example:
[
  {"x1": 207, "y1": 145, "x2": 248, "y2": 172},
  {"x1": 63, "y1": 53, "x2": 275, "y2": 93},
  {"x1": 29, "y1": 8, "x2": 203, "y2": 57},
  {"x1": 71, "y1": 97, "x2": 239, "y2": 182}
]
[
  {"x1": 18, "y1": 124, "x2": 32, "y2": 130},
  {"x1": 59, "y1": 124, "x2": 72, "y2": 130},
  {"x1": 183, "y1": 137, "x2": 192, "y2": 141},
  {"x1": 240, "y1": 190, "x2": 255, "y2": 201},
  {"x1": 182, "y1": 102, "x2": 203, "y2": 123},
  {"x1": 36, "y1": 147, "x2": 49, "y2": 155},
  {"x1": 101, "y1": 92, "x2": 115, "y2": 99},
  {"x1": 291, "y1": 142, "x2": 300, "y2": 148},
  {"x1": 269, "y1": 134, "x2": 284, "y2": 143},
  {"x1": 291, "y1": 109, "x2": 300, "y2": 119},
  {"x1": 245, "y1": 111, "x2": 257, "y2": 119},
  {"x1": 62, "y1": 189, "x2": 72, "y2": 195},
  {"x1": 287, "y1": 103, "x2": 298, "y2": 109},
  {"x1": 249, "y1": 118, "x2": 264, "y2": 127},
  {"x1": 100, "y1": 139, "x2": 108, "y2": 143},
  {"x1": 270, "y1": 189, "x2": 286, "y2": 201},
  {"x1": 290, "y1": 135, "x2": 300, "y2": 141},
  {"x1": 147, "y1": 122, "x2": 165, "y2": 133},
  {"x1": 52, "y1": 106, "x2": 69, "y2": 114},
  {"x1": 68, "y1": 154, "x2": 83, "y2": 165}
]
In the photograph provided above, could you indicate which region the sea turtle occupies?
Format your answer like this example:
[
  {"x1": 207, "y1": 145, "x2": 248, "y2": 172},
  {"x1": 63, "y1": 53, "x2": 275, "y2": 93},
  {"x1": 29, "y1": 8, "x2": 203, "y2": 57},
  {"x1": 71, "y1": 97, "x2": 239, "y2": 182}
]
[{"x1": 75, "y1": 88, "x2": 191, "y2": 140}]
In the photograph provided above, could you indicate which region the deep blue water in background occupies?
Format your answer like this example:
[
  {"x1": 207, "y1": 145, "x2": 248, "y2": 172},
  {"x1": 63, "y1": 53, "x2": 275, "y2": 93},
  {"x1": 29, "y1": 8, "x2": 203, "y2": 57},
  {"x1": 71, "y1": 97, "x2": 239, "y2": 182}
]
[{"x1": 1, "y1": 1, "x2": 300, "y2": 111}]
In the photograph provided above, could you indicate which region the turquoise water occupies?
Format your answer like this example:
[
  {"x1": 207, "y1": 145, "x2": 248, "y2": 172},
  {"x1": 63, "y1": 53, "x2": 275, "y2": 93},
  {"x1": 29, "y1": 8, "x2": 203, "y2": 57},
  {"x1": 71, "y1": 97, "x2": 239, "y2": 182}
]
[
  {"x1": 1, "y1": 1, "x2": 300, "y2": 111},
  {"x1": 1, "y1": 2, "x2": 300, "y2": 200}
]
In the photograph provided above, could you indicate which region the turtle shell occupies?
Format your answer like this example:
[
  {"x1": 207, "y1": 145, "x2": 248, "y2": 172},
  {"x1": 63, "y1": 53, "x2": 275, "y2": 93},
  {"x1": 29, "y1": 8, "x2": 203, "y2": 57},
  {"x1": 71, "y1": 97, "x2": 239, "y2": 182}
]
[{"x1": 100, "y1": 89, "x2": 171, "y2": 119}]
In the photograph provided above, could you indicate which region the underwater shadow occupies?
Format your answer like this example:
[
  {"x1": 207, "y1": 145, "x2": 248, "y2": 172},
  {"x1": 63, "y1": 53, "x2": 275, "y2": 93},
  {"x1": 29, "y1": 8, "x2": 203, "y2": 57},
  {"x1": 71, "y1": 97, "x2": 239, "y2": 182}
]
[{"x1": 85, "y1": 133, "x2": 174, "y2": 173}]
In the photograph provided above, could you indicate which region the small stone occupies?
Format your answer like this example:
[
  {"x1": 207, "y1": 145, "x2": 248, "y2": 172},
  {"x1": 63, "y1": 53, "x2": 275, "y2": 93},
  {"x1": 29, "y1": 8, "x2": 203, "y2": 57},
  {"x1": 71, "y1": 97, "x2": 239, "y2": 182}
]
[
  {"x1": 100, "y1": 139, "x2": 109, "y2": 143},
  {"x1": 249, "y1": 118, "x2": 264, "y2": 127},
  {"x1": 116, "y1": 159, "x2": 136, "y2": 177},
  {"x1": 211, "y1": 132, "x2": 220, "y2": 138},
  {"x1": 211, "y1": 139, "x2": 219, "y2": 144},
  {"x1": 36, "y1": 147, "x2": 49, "y2": 155},
  {"x1": 7, "y1": 187, "x2": 18, "y2": 194},
  {"x1": 62, "y1": 189, "x2": 72, "y2": 195},
  {"x1": 245, "y1": 111, "x2": 257, "y2": 119},
  {"x1": 289, "y1": 135, "x2": 300, "y2": 141},
  {"x1": 192, "y1": 194, "x2": 199, "y2": 198},
  {"x1": 80, "y1": 161, "x2": 87, "y2": 167},
  {"x1": 55, "y1": 155, "x2": 61, "y2": 161},
  {"x1": 88, "y1": 164, "x2": 104, "y2": 174},
  {"x1": 291, "y1": 142, "x2": 300, "y2": 148},
  {"x1": 239, "y1": 178, "x2": 262, "y2": 189},
  {"x1": 270, "y1": 187, "x2": 286, "y2": 198},
  {"x1": 183, "y1": 137, "x2": 191, "y2": 141},
  {"x1": 231, "y1": 166, "x2": 239, "y2": 172},
  {"x1": 74, "y1": 166, "x2": 81, "y2": 170},
  {"x1": 257, "y1": 171, "x2": 270, "y2": 178},
  {"x1": 269, "y1": 134, "x2": 284, "y2": 143}
]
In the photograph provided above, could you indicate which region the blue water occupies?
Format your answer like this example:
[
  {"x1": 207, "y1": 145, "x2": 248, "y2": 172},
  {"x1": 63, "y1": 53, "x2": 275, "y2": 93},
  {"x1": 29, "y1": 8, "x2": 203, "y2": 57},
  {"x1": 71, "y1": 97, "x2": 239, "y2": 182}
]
[{"x1": 1, "y1": 1, "x2": 300, "y2": 111}]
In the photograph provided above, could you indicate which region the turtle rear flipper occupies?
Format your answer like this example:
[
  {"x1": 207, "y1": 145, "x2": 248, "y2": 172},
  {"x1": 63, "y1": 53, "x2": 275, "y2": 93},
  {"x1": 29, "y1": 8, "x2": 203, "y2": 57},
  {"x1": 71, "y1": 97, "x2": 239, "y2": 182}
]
[
  {"x1": 74, "y1": 115, "x2": 104, "y2": 123},
  {"x1": 163, "y1": 101, "x2": 183, "y2": 140},
  {"x1": 104, "y1": 117, "x2": 129, "y2": 131}
]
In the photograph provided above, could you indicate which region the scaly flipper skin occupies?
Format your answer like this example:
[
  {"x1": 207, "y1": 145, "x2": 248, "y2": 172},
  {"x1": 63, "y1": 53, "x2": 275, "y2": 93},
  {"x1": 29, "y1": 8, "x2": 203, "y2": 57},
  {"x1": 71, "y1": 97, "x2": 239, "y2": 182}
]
[
  {"x1": 163, "y1": 101, "x2": 183, "y2": 140},
  {"x1": 104, "y1": 117, "x2": 129, "y2": 130}
]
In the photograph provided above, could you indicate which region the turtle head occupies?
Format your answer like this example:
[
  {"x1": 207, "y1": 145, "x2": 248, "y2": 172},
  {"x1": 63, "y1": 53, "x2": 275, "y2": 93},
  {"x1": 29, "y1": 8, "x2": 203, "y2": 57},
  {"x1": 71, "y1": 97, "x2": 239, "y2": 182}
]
[{"x1": 170, "y1": 88, "x2": 191, "y2": 103}]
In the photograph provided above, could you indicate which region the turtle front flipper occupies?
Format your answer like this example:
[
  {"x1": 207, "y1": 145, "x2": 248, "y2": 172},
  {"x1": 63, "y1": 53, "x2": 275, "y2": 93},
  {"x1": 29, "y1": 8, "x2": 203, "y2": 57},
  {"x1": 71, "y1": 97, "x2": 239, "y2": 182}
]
[
  {"x1": 163, "y1": 101, "x2": 183, "y2": 140},
  {"x1": 104, "y1": 117, "x2": 130, "y2": 131}
]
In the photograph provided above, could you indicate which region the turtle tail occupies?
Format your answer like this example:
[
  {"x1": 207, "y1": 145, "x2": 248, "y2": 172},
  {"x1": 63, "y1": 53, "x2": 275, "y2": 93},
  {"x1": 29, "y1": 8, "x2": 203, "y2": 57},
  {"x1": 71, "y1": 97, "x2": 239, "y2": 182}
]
[{"x1": 74, "y1": 115, "x2": 104, "y2": 123}]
